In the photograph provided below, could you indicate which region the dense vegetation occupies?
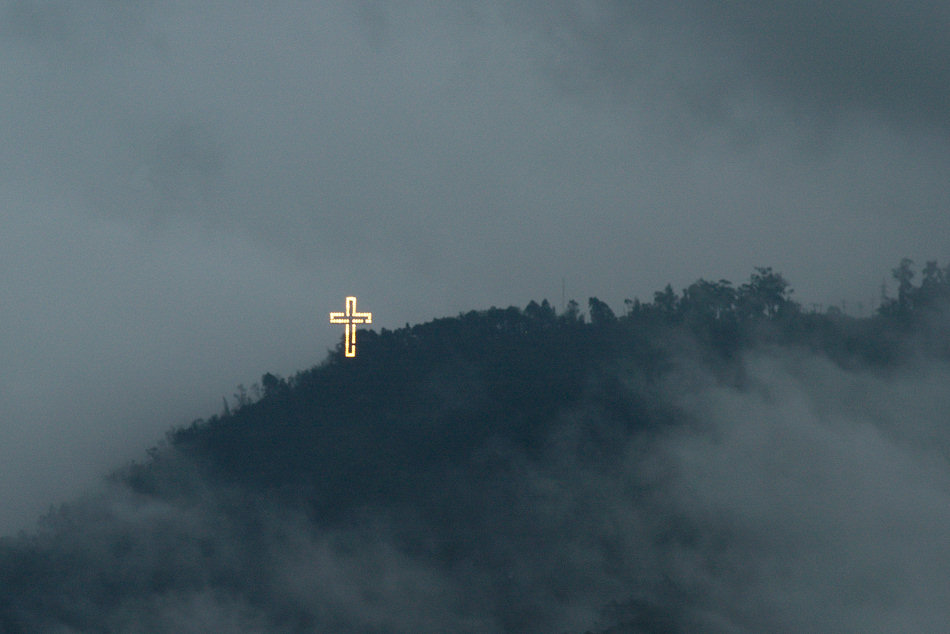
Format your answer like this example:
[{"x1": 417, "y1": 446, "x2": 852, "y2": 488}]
[
  {"x1": 162, "y1": 264, "x2": 945, "y2": 507},
  {"x1": 1, "y1": 260, "x2": 948, "y2": 633}
]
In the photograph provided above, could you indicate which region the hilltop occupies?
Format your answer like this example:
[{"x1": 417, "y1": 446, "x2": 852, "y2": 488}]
[{"x1": 2, "y1": 262, "x2": 949, "y2": 633}]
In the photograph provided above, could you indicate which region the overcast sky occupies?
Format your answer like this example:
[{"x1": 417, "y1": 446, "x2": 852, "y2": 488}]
[{"x1": 1, "y1": 0, "x2": 949, "y2": 534}]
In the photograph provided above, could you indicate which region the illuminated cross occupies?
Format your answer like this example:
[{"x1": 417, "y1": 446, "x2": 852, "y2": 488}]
[{"x1": 329, "y1": 296, "x2": 372, "y2": 357}]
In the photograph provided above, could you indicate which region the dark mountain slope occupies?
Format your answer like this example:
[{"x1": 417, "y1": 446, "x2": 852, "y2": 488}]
[{"x1": 1, "y1": 262, "x2": 949, "y2": 633}]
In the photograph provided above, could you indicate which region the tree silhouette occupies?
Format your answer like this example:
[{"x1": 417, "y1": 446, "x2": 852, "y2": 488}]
[
  {"x1": 737, "y1": 266, "x2": 795, "y2": 319},
  {"x1": 588, "y1": 297, "x2": 617, "y2": 325}
]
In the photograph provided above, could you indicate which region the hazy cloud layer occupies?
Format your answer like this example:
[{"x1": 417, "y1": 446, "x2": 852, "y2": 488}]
[
  {"x1": 516, "y1": 1, "x2": 950, "y2": 132},
  {"x1": 653, "y1": 351, "x2": 950, "y2": 630}
]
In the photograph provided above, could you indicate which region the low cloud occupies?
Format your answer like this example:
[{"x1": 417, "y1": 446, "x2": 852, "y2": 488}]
[{"x1": 640, "y1": 350, "x2": 950, "y2": 631}]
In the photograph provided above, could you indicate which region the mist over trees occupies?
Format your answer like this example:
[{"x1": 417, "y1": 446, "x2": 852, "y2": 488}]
[{"x1": 2, "y1": 261, "x2": 950, "y2": 632}]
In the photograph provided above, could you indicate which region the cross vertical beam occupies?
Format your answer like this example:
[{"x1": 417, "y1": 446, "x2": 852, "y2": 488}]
[{"x1": 329, "y1": 296, "x2": 372, "y2": 357}]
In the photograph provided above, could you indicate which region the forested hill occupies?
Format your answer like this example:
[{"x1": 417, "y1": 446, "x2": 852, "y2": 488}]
[
  {"x1": 2, "y1": 262, "x2": 950, "y2": 633},
  {"x1": 161, "y1": 266, "x2": 941, "y2": 511}
]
